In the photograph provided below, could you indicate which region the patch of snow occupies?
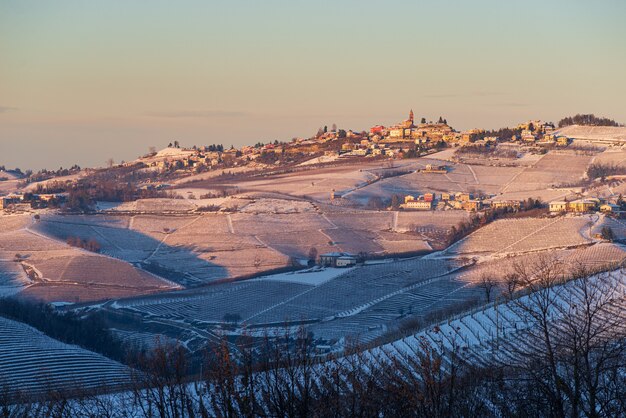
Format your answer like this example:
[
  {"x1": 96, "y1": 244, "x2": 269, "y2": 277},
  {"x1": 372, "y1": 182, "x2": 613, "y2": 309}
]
[
  {"x1": 298, "y1": 155, "x2": 340, "y2": 166},
  {"x1": 254, "y1": 267, "x2": 353, "y2": 286}
]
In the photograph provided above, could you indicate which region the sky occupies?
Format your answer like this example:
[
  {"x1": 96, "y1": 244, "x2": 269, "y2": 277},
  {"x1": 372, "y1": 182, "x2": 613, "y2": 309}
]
[{"x1": 1, "y1": 0, "x2": 625, "y2": 170}]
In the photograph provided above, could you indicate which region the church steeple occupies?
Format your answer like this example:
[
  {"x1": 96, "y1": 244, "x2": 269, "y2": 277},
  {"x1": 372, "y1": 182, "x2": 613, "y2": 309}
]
[{"x1": 409, "y1": 109, "x2": 414, "y2": 123}]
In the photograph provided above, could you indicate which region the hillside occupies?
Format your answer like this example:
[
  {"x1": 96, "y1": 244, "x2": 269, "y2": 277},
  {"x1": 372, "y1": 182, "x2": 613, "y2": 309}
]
[
  {"x1": 556, "y1": 125, "x2": 626, "y2": 142},
  {"x1": 0, "y1": 316, "x2": 130, "y2": 397}
]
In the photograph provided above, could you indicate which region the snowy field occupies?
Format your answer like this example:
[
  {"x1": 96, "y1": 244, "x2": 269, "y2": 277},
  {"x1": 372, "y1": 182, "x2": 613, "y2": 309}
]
[{"x1": 443, "y1": 216, "x2": 592, "y2": 257}]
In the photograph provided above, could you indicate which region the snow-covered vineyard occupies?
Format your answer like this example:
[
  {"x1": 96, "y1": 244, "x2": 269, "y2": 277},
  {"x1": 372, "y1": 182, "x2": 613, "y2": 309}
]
[
  {"x1": 24, "y1": 268, "x2": 626, "y2": 417},
  {"x1": 0, "y1": 316, "x2": 130, "y2": 397},
  {"x1": 104, "y1": 240, "x2": 626, "y2": 349},
  {"x1": 444, "y1": 216, "x2": 593, "y2": 257},
  {"x1": 345, "y1": 267, "x2": 626, "y2": 408}
]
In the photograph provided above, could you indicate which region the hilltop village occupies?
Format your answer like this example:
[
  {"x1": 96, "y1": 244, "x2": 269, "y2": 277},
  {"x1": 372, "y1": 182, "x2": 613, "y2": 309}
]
[{"x1": 2, "y1": 111, "x2": 626, "y2": 219}]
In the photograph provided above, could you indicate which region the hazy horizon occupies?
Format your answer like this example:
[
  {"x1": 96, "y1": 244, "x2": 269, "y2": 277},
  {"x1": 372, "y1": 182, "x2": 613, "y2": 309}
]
[{"x1": 2, "y1": 0, "x2": 625, "y2": 170}]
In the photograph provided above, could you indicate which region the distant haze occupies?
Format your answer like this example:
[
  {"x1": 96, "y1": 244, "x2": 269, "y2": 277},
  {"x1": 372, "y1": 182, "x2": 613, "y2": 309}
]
[{"x1": 1, "y1": 0, "x2": 625, "y2": 170}]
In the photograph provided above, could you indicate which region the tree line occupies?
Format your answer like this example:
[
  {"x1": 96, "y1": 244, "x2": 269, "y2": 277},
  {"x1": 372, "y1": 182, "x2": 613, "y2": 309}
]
[{"x1": 558, "y1": 114, "x2": 621, "y2": 128}]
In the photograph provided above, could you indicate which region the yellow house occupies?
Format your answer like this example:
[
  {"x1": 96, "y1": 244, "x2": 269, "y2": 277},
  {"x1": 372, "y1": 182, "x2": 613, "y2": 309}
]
[
  {"x1": 456, "y1": 192, "x2": 472, "y2": 202},
  {"x1": 600, "y1": 203, "x2": 619, "y2": 213},
  {"x1": 567, "y1": 199, "x2": 598, "y2": 213},
  {"x1": 463, "y1": 200, "x2": 482, "y2": 212},
  {"x1": 491, "y1": 200, "x2": 521, "y2": 210}
]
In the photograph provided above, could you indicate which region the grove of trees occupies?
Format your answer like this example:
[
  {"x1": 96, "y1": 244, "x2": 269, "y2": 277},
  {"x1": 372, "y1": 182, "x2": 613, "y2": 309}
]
[{"x1": 558, "y1": 114, "x2": 621, "y2": 128}]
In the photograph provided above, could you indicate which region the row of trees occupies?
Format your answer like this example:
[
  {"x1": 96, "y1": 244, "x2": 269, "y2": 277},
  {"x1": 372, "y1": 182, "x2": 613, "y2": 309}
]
[
  {"x1": 66, "y1": 236, "x2": 101, "y2": 253},
  {"x1": 587, "y1": 162, "x2": 626, "y2": 181},
  {"x1": 558, "y1": 114, "x2": 621, "y2": 128}
]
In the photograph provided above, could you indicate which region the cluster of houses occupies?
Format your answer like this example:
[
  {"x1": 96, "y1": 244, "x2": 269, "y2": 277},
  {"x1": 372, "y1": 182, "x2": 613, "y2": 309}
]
[
  {"x1": 397, "y1": 192, "x2": 622, "y2": 215},
  {"x1": 514, "y1": 120, "x2": 570, "y2": 145},
  {"x1": 136, "y1": 112, "x2": 576, "y2": 178},
  {"x1": 400, "y1": 192, "x2": 521, "y2": 212},
  {"x1": 0, "y1": 193, "x2": 66, "y2": 211},
  {"x1": 548, "y1": 198, "x2": 622, "y2": 214}
]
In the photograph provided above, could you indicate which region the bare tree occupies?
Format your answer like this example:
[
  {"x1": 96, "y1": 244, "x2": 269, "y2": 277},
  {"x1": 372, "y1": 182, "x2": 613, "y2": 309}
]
[
  {"x1": 479, "y1": 273, "x2": 498, "y2": 303},
  {"x1": 494, "y1": 256, "x2": 626, "y2": 417}
]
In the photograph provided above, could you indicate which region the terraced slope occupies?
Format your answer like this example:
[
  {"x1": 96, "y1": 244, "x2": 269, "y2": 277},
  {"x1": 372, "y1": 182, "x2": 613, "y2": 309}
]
[{"x1": 0, "y1": 316, "x2": 130, "y2": 397}]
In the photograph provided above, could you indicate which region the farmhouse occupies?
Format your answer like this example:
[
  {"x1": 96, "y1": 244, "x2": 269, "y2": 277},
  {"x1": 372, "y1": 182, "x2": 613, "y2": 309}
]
[
  {"x1": 549, "y1": 199, "x2": 599, "y2": 213},
  {"x1": 319, "y1": 252, "x2": 357, "y2": 267},
  {"x1": 0, "y1": 196, "x2": 21, "y2": 210},
  {"x1": 422, "y1": 164, "x2": 447, "y2": 174},
  {"x1": 549, "y1": 201, "x2": 568, "y2": 212},
  {"x1": 490, "y1": 200, "x2": 521, "y2": 210},
  {"x1": 455, "y1": 192, "x2": 472, "y2": 202},
  {"x1": 569, "y1": 199, "x2": 599, "y2": 213},
  {"x1": 402, "y1": 195, "x2": 433, "y2": 210},
  {"x1": 404, "y1": 200, "x2": 432, "y2": 210},
  {"x1": 462, "y1": 200, "x2": 482, "y2": 212},
  {"x1": 600, "y1": 203, "x2": 620, "y2": 213}
]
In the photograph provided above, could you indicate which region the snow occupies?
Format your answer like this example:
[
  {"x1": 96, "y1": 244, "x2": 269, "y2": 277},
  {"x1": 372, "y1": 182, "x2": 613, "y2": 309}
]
[
  {"x1": 254, "y1": 267, "x2": 354, "y2": 286},
  {"x1": 239, "y1": 198, "x2": 315, "y2": 214},
  {"x1": 298, "y1": 154, "x2": 340, "y2": 166},
  {"x1": 50, "y1": 301, "x2": 75, "y2": 307},
  {"x1": 556, "y1": 125, "x2": 626, "y2": 142},
  {"x1": 96, "y1": 201, "x2": 125, "y2": 211},
  {"x1": 155, "y1": 147, "x2": 196, "y2": 158}
]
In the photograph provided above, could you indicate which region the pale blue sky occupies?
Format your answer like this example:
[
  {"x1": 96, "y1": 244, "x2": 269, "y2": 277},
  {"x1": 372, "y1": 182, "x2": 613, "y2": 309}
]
[{"x1": 1, "y1": 0, "x2": 625, "y2": 169}]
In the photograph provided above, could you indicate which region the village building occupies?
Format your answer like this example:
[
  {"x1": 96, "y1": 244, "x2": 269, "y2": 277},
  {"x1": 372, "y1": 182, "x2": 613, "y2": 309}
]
[
  {"x1": 388, "y1": 110, "x2": 417, "y2": 139},
  {"x1": 521, "y1": 129, "x2": 537, "y2": 142},
  {"x1": 490, "y1": 200, "x2": 522, "y2": 210},
  {"x1": 549, "y1": 201, "x2": 568, "y2": 212},
  {"x1": 422, "y1": 164, "x2": 447, "y2": 174},
  {"x1": 463, "y1": 200, "x2": 482, "y2": 212},
  {"x1": 460, "y1": 129, "x2": 482, "y2": 144},
  {"x1": 549, "y1": 199, "x2": 599, "y2": 213},
  {"x1": 319, "y1": 252, "x2": 357, "y2": 267},
  {"x1": 557, "y1": 136, "x2": 570, "y2": 146},
  {"x1": 402, "y1": 195, "x2": 433, "y2": 210},
  {"x1": 455, "y1": 192, "x2": 472, "y2": 202},
  {"x1": 568, "y1": 199, "x2": 599, "y2": 213},
  {"x1": 404, "y1": 200, "x2": 433, "y2": 210},
  {"x1": 0, "y1": 196, "x2": 22, "y2": 210},
  {"x1": 370, "y1": 125, "x2": 385, "y2": 135},
  {"x1": 450, "y1": 200, "x2": 464, "y2": 210},
  {"x1": 600, "y1": 203, "x2": 620, "y2": 213}
]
